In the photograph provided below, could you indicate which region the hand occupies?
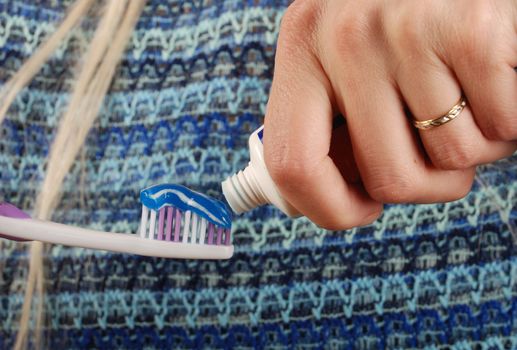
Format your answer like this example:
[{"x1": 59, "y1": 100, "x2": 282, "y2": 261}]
[{"x1": 264, "y1": 0, "x2": 517, "y2": 230}]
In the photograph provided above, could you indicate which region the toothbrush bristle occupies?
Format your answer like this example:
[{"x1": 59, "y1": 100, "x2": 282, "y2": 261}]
[
  {"x1": 174, "y1": 208, "x2": 181, "y2": 242},
  {"x1": 224, "y1": 228, "x2": 231, "y2": 245},
  {"x1": 182, "y1": 211, "x2": 191, "y2": 243},
  {"x1": 151, "y1": 210, "x2": 158, "y2": 240},
  {"x1": 215, "y1": 227, "x2": 221, "y2": 245},
  {"x1": 140, "y1": 206, "x2": 149, "y2": 238},
  {"x1": 191, "y1": 214, "x2": 198, "y2": 244},
  {"x1": 165, "y1": 207, "x2": 173, "y2": 241},
  {"x1": 199, "y1": 219, "x2": 207, "y2": 245},
  {"x1": 157, "y1": 208, "x2": 165, "y2": 240},
  {"x1": 207, "y1": 223, "x2": 215, "y2": 245},
  {"x1": 139, "y1": 205, "x2": 231, "y2": 246}
]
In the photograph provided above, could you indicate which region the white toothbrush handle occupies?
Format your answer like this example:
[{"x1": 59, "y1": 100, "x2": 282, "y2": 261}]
[{"x1": 0, "y1": 216, "x2": 233, "y2": 260}]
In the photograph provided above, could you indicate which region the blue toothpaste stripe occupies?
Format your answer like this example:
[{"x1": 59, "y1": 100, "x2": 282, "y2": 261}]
[
  {"x1": 257, "y1": 126, "x2": 264, "y2": 143},
  {"x1": 140, "y1": 184, "x2": 232, "y2": 229}
]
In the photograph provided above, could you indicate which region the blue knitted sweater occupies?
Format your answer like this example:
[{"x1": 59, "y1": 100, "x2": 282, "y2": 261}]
[{"x1": 0, "y1": 1, "x2": 516, "y2": 349}]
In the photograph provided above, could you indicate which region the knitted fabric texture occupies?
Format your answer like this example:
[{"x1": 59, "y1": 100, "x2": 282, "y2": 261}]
[{"x1": 0, "y1": 1, "x2": 516, "y2": 349}]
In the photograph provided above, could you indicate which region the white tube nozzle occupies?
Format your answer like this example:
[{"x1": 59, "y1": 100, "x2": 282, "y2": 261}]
[
  {"x1": 222, "y1": 165, "x2": 268, "y2": 214},
  {"x1": 221, "y1": 126, "x2": 300, "y2": 217}
]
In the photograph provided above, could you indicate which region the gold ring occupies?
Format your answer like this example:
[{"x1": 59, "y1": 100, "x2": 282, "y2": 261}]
[{"x1": 413, "y1": 96, "x2": 467, "y2": 130}]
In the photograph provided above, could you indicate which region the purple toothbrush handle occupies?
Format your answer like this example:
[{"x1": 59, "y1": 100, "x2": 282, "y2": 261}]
[{"x1": 0, "y1": 202, "x2": 32, "y2": 242}]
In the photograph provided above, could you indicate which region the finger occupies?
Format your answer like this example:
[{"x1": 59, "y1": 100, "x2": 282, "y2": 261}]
[
  {"x1": 397, "y1": 58, "x2": 516, "y2": 170},
  {"x1": 453, "y1": 57, "x2": 517, "y2": 142},
  {"x1": 328, "y1": 58, "x2": 475, "y2": 203},
  {"x1": 263, "y1": 7, "x2": 382, "y2": 230},
  {"x1": 447, "y1": 7, "x2": 517, "y2": 142}
]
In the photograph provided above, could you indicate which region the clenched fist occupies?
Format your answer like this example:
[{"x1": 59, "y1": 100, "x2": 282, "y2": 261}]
[{"x1": 264, "y1": 0, "x2": 517, "y2": 229}]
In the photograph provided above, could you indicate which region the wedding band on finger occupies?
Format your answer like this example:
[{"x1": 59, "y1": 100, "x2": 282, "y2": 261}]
[{"x1": 413, "y1": 96, "x2": 467, "y2": 130}]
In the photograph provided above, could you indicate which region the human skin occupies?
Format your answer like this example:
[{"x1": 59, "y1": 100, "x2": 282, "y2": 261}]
[{"x1": 263, "y1": 0, "x2": 517, "y2": 230}]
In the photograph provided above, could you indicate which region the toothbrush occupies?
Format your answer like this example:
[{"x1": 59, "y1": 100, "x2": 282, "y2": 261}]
[{"x1": 0, "y1": 184, "x2": 234, "y2": 259}]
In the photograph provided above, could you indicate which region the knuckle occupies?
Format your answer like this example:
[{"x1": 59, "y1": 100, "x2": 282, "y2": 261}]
[
  {"x1": 458, "y1": 35, "x2": 489, "y2": 66},
  {"x1": 396, "y1": 20, "x2": 421, "y2": 48},
  {"x1": 454, "y1": 3, "x2": 496, "y2": 64},
  {"x1": 476, "y1": 75, "x2": 517, "y2": 141},
  {"x1": 467, "y1": 0, "x2": 499, "y2": 29},
  {"x1": 385, "y1": 2, "x2": 437, "y2": 60},
  {"x1": 279, "y1": 0, "x2": 320, "y2": 49},
  {"x1": 429, "y1": 141, "x2": 479, "y2": 170},
  {"x1": 366, "y1": 166, "x2": 473, "y2": 203},
  {"x1": 481, "y1": 111, "x2": 517, "y2": 141},
  {"x1": 366, "y1": 168, "x2": 418, "y2": 203},
  {"x1": 265, "y1": 147, "x2": 320, "y2": 192},
  {"x1": 281, "y1": 1, "x2": 309, "y2": 32},
  {"x1": 332, "y1": 10, "x2": 372, "y2": 55},
  {"x1": 390, "y1": 9, "x2": 426, "y2": 52}
]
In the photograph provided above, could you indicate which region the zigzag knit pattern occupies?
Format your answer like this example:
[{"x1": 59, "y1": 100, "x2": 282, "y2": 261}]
[{"x1": 0, "y1": 1, "x2": 516, "y2": 349}]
